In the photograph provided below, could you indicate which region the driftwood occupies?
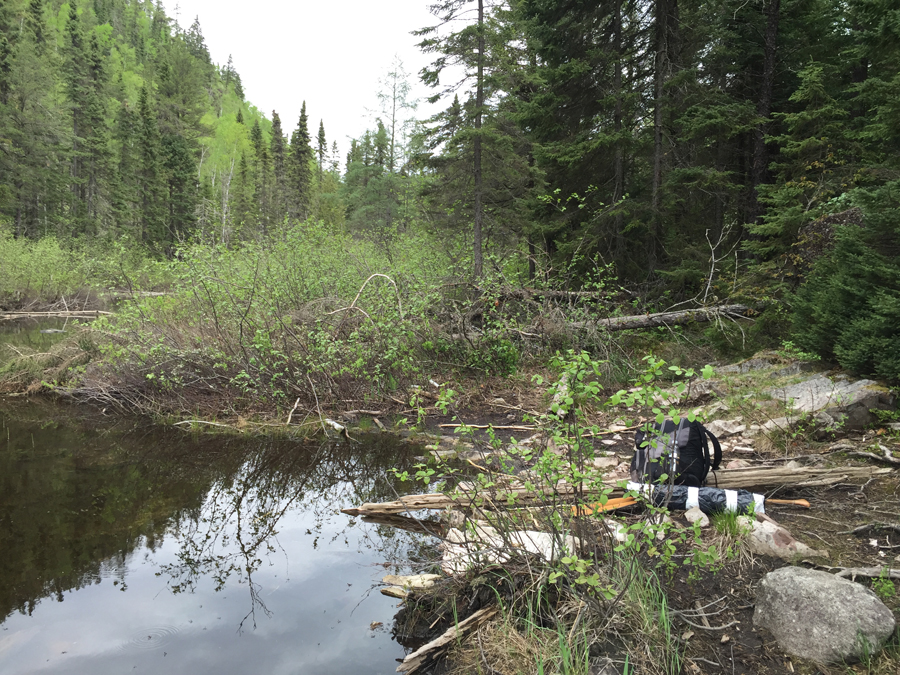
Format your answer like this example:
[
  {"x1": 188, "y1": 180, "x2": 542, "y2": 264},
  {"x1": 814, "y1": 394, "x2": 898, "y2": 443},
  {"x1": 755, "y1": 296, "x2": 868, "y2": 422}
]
[
  {"x1": 396, "y1": 607, "x2": 499, "y2": 674},
  {"x1": 569, "y1": 304, "x2": 752, "y2": 332},
  {"x1": 341, "y1": 466, "x2": 892, "y2": 517},
  {"x1": 0, "y1": 310, "x2": 112, "y2": 321},
  {"x1": 830, "y1": 566, "x2": 900, "y2": 581}
]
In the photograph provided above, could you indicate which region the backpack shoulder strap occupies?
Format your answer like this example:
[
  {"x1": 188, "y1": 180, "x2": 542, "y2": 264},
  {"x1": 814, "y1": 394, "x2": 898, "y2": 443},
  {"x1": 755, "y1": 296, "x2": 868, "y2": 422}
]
[{"x1": 703, "y1": 425, "x2": 722, "y2": 470}]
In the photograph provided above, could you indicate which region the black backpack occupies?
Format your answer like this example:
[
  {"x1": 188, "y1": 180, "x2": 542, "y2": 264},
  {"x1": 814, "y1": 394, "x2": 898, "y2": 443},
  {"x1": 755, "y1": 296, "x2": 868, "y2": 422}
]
[{"x1": 630, "y1": 418, "x2": 722, "y2": 487}]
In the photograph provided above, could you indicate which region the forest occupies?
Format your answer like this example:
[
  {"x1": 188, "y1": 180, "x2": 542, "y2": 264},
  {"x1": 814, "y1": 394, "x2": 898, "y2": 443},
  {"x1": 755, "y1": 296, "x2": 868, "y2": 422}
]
[{"x1": 1, "y1": 0, "x2": 899, "y2": 398}]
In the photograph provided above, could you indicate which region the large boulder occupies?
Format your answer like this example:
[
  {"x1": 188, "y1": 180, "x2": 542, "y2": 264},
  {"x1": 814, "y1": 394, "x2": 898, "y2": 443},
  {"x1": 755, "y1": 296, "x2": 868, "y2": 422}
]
[
  {"x1": 753, "y1": 567, "x2": 896, "y2": 664},
  {"x1": 767, "y1": 373, "x2": 894, "y2": 429}
]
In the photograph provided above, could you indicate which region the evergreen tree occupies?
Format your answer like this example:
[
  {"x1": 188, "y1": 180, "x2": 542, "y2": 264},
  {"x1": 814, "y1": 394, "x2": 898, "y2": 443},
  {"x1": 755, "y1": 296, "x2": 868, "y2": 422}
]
[
  {"x1": 270, "y1": 111, "x2": 287, "y2": 223},
  {"x1": 288, "y1": 102, "x2": 314, "y2": 221},
  {"x1": 316, "y1": 120, "x2": 327, "y2": 177},
  {"x1": 137, "y1": 87, "x2": 166, "y2": 246}
]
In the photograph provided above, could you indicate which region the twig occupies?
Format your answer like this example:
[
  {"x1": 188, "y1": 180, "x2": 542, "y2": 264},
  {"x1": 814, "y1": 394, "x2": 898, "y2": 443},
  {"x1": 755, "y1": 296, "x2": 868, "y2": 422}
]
[
  {"x1": 831, "y1": 566, "x2": 900, "y2": 580},
  {"x1": 306, "y1": 374, "x2": 327, "y2": 436},
  {"x1": 694, "y1": 600, "x2": 713, "y2": 628},
  {"x1": 439, "y1": 424, "x2": 535, "y2": 431},
  {"x1": 673, "y1": 616, "x2": 739, "y2": 631},
  {"x1": 286, "y1": 397, "x2": 301, "y2": 426},
  {"x1": 847, "y1": 446, "x2": 900, "y2": 466},
  {"x1": 838, "y1": 522, "x2": 900, "y2": 536}
]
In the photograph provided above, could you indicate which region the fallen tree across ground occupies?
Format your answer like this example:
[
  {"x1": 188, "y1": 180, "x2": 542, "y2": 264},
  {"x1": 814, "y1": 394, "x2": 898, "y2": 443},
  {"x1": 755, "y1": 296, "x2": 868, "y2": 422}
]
[{"x1": 570, "y1": 303, "x2": 753, "y2": 332}]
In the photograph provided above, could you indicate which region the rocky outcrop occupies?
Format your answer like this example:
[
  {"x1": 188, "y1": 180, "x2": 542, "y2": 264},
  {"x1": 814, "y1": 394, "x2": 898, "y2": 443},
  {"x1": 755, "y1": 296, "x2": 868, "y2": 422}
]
[
  {"x1": 767, "y1": 373, "x2": 894, "y2": 429},
  {"x1": 753, "y1": 567, "x2": 896, "y2": 664}
]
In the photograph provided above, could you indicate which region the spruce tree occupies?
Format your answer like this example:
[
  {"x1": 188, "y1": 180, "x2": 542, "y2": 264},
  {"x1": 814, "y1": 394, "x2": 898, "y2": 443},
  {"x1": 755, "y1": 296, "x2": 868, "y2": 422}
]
[
  {"x1": 270, "y1": 111, "x2": 287, "y2": 223},
  {"x1": 288, "y1": 102, "x2": 314, "y2": 221},
  {"x1": 137, "y1": 87, "x2": 166, "y2": 246},
  {"x1": 316, "y1": 120, "x2": 327, "y2": 177}
]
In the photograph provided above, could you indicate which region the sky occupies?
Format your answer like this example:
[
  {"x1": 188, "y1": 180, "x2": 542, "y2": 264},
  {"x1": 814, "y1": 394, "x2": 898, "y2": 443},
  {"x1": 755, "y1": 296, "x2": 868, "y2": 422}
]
[{"x1": 165, "y1": 0, "x2": 444, "y2": 161}]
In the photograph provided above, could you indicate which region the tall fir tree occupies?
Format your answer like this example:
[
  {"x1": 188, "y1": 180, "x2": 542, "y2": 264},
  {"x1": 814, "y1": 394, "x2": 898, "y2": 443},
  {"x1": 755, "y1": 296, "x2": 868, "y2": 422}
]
[
  {"x1": 270, "y1": 111, "x2": 287, "y2": 224},
  {"x1": 316, "y1": 120, "x2": 327, "y2": 178},
  {"x1": 288, "y1": 102, "x2": 314, "y2": 221}
]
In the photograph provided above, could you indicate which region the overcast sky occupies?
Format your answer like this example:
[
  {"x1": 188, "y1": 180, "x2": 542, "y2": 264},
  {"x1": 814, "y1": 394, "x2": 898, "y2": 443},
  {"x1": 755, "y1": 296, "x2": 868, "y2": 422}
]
[{"x1": 165, "y1": 0, "x2": 442, "y2": 159}]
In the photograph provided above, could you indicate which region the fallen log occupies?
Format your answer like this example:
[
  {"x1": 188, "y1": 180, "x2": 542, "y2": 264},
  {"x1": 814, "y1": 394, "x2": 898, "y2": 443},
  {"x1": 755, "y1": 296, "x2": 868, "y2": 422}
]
[
  {"x1": 341, "y1": 466, "x2": 891, "y2": 517},
  {"x1": 0, "y1": 310, "x2": 112, "y2": 320},
  {"x1": 569, "y1": 304, "x2": 753, "y2": 332},
  {"x1": 396, "y1": 606, "x2": 499, "y2": 674}
]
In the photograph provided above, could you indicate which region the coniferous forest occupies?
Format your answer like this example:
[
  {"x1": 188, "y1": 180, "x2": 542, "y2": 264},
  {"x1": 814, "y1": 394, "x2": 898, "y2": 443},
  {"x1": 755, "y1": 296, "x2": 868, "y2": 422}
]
[{"x1": 1, "y1": 0, "x2": 900, "y2": 390}]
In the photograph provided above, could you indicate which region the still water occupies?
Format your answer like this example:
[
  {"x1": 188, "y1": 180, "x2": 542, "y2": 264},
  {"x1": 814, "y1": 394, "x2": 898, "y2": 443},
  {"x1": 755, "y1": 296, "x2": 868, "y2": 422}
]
[{"x1": 0, "y1": 401, "x2": 431, "y2": 674}]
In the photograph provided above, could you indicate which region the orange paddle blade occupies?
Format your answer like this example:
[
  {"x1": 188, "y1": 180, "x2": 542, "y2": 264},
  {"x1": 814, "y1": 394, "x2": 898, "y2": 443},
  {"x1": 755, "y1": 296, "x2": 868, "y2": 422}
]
[
  {"x1": 766, "y1": 498, "x2": 811, "y2": 508},
  {"x1": 572, "y1": 497, "x2": 638, "y2": 516}
]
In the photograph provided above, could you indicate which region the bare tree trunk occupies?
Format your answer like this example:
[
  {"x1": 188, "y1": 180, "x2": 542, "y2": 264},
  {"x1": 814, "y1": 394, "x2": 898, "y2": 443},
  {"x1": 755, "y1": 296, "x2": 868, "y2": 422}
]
[
  {"x1": 651, "y1": 0, "x2": 677, "y2": 272},
  {"x1": 613, "y1": 0, "x2": 625, "y2": 263},
  {"x1": 746, "y1": 0, "x2": 780, "y2": 229},
  {"x1": 473, "y1": 0, "x2": 485, "y2": 278}
]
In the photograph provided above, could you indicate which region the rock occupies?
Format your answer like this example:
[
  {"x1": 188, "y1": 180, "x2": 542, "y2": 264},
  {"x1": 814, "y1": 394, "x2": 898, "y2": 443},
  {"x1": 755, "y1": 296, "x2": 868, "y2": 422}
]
[
  {"x1": 762, "y1": 416, "x2": 794, "y2": 432},
  {"x1": 718, "y1": 354, "x2": 780, "y2": 374},
  {"x1": 753, "y1": 567, "x2": 896, "y2": 664},
  {"x1": 684, "y1": 507, "x2": 710, "y2": 527},
  {"x1": 767, "y1": 374, "x2": 895, "y2": 429},
  {"x1": 737, "y1": 515, "x2": 827, "y2": 560},
  {"x1": 382, "y1": 573, "x2": 442, "y2": 590},
  {"x1": 725, "y1": 459, "x2": 751, "y2": 469},
  {"x1": 591, "y1": 456, "x2": 620, "y2": 469},
  {"x1": 705, "y1": 419, "x2": 746, "y2": 438}
]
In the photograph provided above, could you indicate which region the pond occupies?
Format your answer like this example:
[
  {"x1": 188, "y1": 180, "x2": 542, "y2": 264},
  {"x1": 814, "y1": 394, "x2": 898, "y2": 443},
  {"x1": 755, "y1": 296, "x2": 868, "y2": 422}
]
[
  {"x1": 0, "y1": 317, "x2": 72, "y2": 357},
  {"x1": 0, "y1": 401, "x2": 433, "y2": 674}
]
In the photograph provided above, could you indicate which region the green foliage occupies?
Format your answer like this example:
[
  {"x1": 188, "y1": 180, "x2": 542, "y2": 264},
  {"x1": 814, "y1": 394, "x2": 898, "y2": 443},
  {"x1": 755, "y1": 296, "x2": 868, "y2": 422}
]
[
  {"x1": 791, "y1": 184, "x2": 900, "y2": 382},
  {"x1": 873, "y1": 569, "x2": 896, "y2": 602}
]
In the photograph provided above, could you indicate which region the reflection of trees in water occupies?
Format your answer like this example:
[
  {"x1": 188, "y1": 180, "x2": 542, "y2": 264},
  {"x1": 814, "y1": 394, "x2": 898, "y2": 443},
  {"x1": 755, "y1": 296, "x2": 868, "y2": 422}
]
[
  {"x1": 0, "y1": 406, "x2": 425, "y2": 626},
  {"x1": 157, "y1": 433, "x2": 429, "y2": 628}
]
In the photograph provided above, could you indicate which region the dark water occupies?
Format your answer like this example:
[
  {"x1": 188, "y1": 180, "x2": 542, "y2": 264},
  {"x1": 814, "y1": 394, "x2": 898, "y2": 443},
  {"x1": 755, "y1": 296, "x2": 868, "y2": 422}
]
[
  {"x1": 0, "y1": 402, "x2": 432, "y2": 674},
  {"x1": 0, "y1": 318, "x2": 72, "y2": 357}
]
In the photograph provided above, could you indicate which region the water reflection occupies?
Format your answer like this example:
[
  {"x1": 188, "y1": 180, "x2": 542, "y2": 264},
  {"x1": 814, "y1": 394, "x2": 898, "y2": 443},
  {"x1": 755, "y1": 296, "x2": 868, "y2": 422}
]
[
  {"x1": 0, "y1": 402, "x2": 432, "y2": 674},
  {"x1": 0, "y1": 318, "x2": 72, "y2": 358}
]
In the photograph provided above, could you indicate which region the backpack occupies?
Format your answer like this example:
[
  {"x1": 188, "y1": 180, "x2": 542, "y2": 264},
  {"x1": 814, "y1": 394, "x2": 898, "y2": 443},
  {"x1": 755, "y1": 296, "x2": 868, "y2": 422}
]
[{"x1": 630, "y1": 418, "x2": 722, "y2": 487}]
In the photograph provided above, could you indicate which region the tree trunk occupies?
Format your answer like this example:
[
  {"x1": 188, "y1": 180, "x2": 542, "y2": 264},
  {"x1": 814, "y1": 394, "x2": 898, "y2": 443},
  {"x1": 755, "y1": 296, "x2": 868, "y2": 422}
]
[
  {"x1": 473, "y1": 0, "x2": 485, "y2": 278},
  {"x1": 746, "y1": 0, "x2": 781, "y2": 229},
  {"x1": 613, "y1": 0, "x2": 625, "y2": 262},
  {"x1": 651, "y1": 0, "x2": 676, "y2": 272}
]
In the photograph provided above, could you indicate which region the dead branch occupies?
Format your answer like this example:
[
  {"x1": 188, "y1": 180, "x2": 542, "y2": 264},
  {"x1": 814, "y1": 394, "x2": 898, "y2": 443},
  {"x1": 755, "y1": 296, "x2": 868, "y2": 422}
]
[
  {"x1": 847, "y1": 445, "x2": 900, "y2": 466},
  {"x1": 396, "y1": 607, "x2": 499, "y2": 674},
  {"x1": 567, "y1": 304, "x2": 753, "y2": 332}
]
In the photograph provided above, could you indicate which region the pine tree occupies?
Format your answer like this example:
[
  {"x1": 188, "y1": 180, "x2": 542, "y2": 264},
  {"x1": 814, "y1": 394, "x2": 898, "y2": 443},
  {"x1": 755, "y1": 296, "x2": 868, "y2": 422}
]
[
  {"x1": 751, "y1": 63, "x2": 850, "y2": 259},
  {"x1": 330, "y1": 140, "x2": 340, "y2": 174},
  {"x1": 137, "y1": 87, "x2": 166, "y2": 246},
  {"x1": 270, "y1": 111, "x2": 287, "y2": 223},
  {"x1": 316, "y1": 120, "x2": 327, "y2": 177},
  {"x1": 288, "y1": 102, "x2": 314, "y2": 221},
  {"x1": 0, "y1": 34, "x2": 11, "y2": 106}
]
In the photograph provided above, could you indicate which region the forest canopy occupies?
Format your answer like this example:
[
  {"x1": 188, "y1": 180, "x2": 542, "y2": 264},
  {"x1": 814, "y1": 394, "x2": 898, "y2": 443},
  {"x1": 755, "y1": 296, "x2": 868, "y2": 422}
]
[{"x1": 1, "y1": 0, "x2": 899, "y2": 379}]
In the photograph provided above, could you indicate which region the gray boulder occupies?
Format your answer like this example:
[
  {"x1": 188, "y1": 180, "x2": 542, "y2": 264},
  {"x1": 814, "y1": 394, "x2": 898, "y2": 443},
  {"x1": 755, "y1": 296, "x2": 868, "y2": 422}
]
[
  {"x1": 767, "y1": 374, "x2": 894, "y2": 429},
  {"x1": 753, "y1": 567, "x2": 896, "y2": 664}
]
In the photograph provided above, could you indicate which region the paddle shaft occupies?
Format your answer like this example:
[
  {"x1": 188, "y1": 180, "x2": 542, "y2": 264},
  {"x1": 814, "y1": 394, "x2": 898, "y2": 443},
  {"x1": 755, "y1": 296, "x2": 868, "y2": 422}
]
[{"x1": 574, "y1": 495, "x2": 811, "y2": 515}]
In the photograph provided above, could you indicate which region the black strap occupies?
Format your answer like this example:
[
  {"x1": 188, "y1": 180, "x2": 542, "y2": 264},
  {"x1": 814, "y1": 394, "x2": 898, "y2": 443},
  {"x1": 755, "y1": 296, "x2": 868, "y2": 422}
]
[{"x1": 704, "y1": 426, "x2": 723, "y2": 470}]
